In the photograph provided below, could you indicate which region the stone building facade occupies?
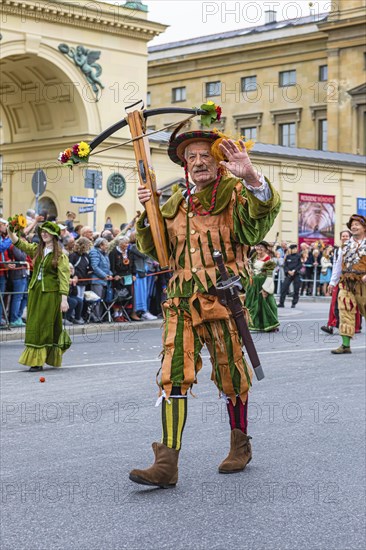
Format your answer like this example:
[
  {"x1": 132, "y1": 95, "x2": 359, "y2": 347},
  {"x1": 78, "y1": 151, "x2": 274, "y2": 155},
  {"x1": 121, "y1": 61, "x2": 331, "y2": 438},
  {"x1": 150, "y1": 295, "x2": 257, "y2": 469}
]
[
  {"x1": 0, "y1": 0, "x2": 166, "y2": 228},
  {"x1": 148, "y1": 0, "x2": 365, "y2": 155},
  {"x1": 147, "y1": 0, "x2": 366, "y2": 243}
]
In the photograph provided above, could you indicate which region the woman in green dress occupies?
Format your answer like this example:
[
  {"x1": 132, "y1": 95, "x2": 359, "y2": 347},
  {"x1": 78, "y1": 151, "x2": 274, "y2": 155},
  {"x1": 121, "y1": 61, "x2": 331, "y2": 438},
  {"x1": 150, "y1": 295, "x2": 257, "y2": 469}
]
[
  {"x1": 246, "y1": 241, "x2": 279, "y2": 332},
  {"x1": 7, "y1": 222, "x2": 70, "y2": 371}
]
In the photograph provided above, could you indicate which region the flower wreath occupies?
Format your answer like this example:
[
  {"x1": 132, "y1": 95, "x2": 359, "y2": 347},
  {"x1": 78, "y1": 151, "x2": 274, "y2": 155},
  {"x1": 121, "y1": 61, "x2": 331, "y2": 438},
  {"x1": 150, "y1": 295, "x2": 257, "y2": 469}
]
[{"x1": 58, "y1": 141, "x2": 91, "y2": 168}]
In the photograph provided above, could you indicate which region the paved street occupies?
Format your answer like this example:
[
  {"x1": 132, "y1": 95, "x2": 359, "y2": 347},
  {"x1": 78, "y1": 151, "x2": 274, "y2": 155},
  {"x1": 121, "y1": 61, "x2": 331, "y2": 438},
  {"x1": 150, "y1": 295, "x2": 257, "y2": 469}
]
[{"x1": 1, "y1": 301, "x2": 365, "y2": 550}]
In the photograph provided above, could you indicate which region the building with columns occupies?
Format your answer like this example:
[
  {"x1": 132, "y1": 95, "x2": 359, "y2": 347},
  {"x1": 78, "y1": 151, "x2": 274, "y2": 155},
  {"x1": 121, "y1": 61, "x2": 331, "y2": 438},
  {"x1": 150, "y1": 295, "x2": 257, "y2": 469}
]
[
  {"x1": 0, "y1": 0, "x2": 167, "y2": 228},
  {"x1": 148, "y1": 0, "x2": 365, "y2": 155}
]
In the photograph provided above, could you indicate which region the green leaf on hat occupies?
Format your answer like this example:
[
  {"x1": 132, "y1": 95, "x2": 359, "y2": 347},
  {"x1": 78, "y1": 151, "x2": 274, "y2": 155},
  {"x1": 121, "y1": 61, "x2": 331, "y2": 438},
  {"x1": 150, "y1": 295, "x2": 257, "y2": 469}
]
[{"x1": 201, "y1": 115, "x2": 213, "y2": 127}]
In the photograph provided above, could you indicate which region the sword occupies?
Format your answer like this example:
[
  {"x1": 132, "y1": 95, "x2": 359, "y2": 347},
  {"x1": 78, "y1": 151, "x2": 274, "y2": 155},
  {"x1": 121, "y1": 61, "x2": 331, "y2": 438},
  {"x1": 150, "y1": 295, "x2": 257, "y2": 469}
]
[{"x1": 213, "y1": 250, "x2": 265, "y2": 381}]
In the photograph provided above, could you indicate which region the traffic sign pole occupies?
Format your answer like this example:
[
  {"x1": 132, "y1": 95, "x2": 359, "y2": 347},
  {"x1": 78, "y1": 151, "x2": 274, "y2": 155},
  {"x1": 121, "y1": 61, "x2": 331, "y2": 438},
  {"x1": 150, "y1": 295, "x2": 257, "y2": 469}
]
[
  {"x1": 35, "y1": 171, "x2": 40, "y2": 213},
  {"x1": 32, "y1": 170, "x2": 47, "y2": 214},
  {"x1": 83, "y1": 169, "x2": 102, "y2": 232},
  {"x1": 93, "y1": 173, "x2": 97, "y2": 232}
]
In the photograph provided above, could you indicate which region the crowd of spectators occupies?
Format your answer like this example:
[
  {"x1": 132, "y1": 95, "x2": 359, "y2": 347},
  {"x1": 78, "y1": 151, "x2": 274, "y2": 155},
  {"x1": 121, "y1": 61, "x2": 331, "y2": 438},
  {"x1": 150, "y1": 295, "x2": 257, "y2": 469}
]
[
  {"x1": 273, "y1": 240, "x2": 337, "y2": 297},
  {"x1": 0, "y1": 209, "x2": 170, "y2": 328},
  {"x1": 0, "y1": 208, "x2": 342, "y2": 328}
]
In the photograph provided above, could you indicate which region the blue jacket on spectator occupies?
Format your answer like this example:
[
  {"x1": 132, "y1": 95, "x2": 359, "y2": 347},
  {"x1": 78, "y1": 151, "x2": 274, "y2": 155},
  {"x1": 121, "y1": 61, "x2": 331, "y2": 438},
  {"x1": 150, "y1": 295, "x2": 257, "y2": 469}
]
[
  {"x1": 0, "y1": 237, "x2": 12, "y2": 253},
  {"x1": 0, "y1": 236, "x2": 12, "y2": 277},
  {"x1": 89, "y1": 247, "x2": 111, "y2": 286}
]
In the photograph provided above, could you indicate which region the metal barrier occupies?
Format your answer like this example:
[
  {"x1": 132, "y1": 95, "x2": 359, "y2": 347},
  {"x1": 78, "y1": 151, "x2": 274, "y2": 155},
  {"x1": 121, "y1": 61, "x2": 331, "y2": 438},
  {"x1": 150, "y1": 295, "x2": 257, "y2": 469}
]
[
  {"x1": 274, "y1": 264, "x2": 323, "y2": 298},
  {"x1": 1, "y1": 261, "x2": 329, "y2": 330},
  {"x1": 0, "y1": 264, "x2": 162, "y2": 330},
  {"x1": 0, "y1": 261, "x2": 29, "y2": 329}
]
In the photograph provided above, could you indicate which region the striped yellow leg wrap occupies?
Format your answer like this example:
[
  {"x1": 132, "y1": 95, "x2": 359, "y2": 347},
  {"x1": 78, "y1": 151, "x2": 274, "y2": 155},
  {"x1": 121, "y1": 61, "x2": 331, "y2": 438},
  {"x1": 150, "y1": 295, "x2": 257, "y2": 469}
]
[{"x1": 161, "y1": 396, "x2": 188, "y2": 451}]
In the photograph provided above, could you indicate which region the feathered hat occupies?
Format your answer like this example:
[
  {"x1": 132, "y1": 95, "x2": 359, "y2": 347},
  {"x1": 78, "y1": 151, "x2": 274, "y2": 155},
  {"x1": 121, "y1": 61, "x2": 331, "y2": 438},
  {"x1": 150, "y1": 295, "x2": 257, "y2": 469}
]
[{"x1": 168, "y1": 127, "x2": 255, "y2": 168}]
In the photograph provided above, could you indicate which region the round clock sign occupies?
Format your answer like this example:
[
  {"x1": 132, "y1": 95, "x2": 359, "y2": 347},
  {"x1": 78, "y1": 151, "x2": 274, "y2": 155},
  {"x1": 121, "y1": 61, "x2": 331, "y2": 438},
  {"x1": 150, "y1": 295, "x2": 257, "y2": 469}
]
[{"x1": 107, "y1": 173, "x2": 126, "y2": 198}]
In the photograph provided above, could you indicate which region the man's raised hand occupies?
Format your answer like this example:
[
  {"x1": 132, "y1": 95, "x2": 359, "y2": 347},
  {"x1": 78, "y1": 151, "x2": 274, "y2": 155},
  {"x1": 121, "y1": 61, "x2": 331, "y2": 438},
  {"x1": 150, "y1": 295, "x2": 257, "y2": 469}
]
[{"x1": 218, "y1": 139, "x2": 260, "y2": 186}]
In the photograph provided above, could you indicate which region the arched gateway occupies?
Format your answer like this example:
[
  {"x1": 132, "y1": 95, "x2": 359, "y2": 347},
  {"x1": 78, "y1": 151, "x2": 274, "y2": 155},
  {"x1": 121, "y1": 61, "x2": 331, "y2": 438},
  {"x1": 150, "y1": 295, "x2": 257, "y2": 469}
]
[{"x1": 0, "y1": 0, "x2": 166, "y2": 229}]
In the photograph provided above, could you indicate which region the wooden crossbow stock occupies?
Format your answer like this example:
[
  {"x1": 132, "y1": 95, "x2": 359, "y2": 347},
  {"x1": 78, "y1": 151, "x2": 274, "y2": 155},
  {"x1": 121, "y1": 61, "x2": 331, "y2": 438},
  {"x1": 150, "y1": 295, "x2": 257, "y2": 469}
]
[{"x1": 89, "y1": 100, "x2": 207, "y2": 270}]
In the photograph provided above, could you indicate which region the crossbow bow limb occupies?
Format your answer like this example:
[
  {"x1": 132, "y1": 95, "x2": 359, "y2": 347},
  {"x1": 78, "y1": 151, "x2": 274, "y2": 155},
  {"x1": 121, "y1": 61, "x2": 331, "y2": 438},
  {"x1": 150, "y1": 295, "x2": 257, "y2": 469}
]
[{"x1": 89, "y1": 100, "x2": 207, "y2": 270}]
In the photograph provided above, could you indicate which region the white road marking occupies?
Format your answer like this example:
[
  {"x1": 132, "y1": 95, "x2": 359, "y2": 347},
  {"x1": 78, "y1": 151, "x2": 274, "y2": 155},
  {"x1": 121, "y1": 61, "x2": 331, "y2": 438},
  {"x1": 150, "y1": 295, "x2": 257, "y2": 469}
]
[{"x1": 0, "y1": 346, "x2": 364, "y2": 375}]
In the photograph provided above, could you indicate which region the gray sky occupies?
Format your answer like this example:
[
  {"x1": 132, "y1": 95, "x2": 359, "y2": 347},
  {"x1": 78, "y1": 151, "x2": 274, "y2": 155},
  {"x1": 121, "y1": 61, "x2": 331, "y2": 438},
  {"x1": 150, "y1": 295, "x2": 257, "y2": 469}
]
[{"x1": 144, "y1": 1, "x2": 332, "y2": 45}]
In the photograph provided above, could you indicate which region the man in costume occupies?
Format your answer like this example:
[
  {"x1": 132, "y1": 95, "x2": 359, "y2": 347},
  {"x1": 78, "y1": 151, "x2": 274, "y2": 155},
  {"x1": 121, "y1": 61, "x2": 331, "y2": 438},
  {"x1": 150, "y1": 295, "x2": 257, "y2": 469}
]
[
  {"x1": 329, "y1": 214, "x2": 366, "y2": 354},
  {"x1": 129, "y1": 131, "x2": 280, "y2": 488},
  {"x1": 321, "y1": 230, "x2": 361, "y2": 335}
]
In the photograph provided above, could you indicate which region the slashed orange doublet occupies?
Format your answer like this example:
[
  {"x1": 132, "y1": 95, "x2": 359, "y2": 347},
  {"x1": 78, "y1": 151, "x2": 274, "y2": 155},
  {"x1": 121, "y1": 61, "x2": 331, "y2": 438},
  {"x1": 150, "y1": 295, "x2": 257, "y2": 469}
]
[{"x1": 165, "y1": 183, "x2": 250, "y2": 294}]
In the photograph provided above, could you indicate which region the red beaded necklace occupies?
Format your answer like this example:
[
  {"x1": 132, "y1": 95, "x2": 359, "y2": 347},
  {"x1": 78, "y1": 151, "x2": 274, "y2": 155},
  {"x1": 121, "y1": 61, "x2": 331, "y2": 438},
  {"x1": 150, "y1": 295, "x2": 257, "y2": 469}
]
[{"x1": 184, "y1": 162, "x2": 222, "y2": 216}]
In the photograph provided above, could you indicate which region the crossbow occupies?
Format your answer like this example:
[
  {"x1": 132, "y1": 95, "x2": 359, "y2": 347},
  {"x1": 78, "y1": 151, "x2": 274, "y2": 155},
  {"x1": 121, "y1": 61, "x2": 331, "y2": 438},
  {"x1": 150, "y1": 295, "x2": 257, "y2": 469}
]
[{"x1": 88, "y1": 100, "x2": 210, "y2": 269}]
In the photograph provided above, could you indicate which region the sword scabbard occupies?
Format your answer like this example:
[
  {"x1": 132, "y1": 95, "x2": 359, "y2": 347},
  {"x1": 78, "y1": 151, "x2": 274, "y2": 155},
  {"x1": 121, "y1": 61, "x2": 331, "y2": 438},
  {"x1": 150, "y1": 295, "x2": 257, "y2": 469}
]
[{"x1": 213, "y1": 250, "x2": 265, "y2": 381}]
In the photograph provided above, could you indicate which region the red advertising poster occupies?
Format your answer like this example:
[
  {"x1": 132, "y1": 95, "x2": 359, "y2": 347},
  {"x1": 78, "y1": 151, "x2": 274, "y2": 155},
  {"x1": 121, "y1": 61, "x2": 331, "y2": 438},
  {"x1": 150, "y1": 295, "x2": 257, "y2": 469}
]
[{"x1": 298, "y1": 193, "x2": 335, "y2": 247}]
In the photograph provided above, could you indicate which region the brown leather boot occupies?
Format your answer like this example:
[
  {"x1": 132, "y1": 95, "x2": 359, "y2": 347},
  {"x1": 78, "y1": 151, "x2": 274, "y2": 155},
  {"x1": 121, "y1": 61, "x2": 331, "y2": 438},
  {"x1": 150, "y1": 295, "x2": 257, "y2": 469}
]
[
  {"x1": 218, "y1": 429, "x2": 252, "y2": 474},
  {"x1": 129, "y1": 442, "x2": 179, "y2": 488},
  {"x1": 331, "y1": 345, "x2": 351, "y2": 354}
]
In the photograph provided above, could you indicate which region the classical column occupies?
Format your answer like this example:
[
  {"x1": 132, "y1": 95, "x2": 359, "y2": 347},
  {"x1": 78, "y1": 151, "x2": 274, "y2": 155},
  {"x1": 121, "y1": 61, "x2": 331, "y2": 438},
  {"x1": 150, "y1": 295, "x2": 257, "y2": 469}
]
[
  {"x1": 326, "y1": 48, "x2": 340, "y2": 152},
  {"x1": 1, "y1": 166, "x2": 14, "y2": 216}
]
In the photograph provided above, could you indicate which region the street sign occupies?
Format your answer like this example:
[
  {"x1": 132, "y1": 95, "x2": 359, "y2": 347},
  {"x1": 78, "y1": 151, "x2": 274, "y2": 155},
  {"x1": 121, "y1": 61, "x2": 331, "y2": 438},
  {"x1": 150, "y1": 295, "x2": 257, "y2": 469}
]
[
  {"x1": 70, "y1": 196, "x2": 95, "y2": 205},
  {"x1": 84, "y1": 170, "x2": 102, "y2": 232},
  {"x1": 357, "y1": 198, "x2": 366, "y2": 217},
  {"x1": 85, "y1": 169, "x2": 102, "y2": 190},
  {"x1": 79, "y1": 205, "x2": 95, "y2": 214},
  {"x1": 31, "y1": 170, "x2": 47, "y2": 196}
]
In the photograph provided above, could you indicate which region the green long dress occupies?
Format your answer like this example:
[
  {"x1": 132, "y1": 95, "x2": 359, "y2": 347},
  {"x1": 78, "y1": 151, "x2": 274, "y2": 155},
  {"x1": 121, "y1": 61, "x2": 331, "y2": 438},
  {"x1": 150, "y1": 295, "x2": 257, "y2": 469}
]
[
  {"x1": 246, "y1": 256, "x2": 279, "y2": 332},
  {"x1": 14, "y1": 239, "x2": 70, "y2": 367}
]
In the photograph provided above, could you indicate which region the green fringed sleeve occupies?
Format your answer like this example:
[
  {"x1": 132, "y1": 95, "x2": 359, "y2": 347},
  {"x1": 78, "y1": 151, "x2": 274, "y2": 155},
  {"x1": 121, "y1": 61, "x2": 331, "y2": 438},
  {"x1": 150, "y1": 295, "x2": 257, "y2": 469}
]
[
  {"x1": 234, "y1": 179, "x2": 281, "y2": 246},
  {"x1": 13, "y1": 238, "x2": 38, "y2": 257},
  {"x1": 135, "y1": 212, "x2": 159, "y2": 262},
  {"x1": 58, "y1": 254, "x2": 71, "y2": 296}
]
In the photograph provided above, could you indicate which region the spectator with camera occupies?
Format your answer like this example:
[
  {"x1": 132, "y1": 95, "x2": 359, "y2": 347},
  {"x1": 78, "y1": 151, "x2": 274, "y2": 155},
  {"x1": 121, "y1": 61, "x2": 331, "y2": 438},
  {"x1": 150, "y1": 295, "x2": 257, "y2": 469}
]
[{"x1": 109, "y1": 236, "x2": 138, "y2": 322}]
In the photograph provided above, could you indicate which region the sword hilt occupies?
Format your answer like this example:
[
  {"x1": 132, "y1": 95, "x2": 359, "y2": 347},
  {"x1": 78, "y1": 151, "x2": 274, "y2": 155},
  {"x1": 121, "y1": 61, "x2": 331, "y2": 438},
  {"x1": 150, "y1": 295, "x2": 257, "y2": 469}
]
[{"x1": 213, "y1": 250, "x2": 228, "y2": 281}]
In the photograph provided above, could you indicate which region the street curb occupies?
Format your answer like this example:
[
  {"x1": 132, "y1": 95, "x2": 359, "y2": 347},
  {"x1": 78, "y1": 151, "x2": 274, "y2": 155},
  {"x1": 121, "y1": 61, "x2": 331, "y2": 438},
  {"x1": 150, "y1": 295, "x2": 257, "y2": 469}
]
[{"x1": 0, "y1": 320, "x2": 163, "y2": 343}]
